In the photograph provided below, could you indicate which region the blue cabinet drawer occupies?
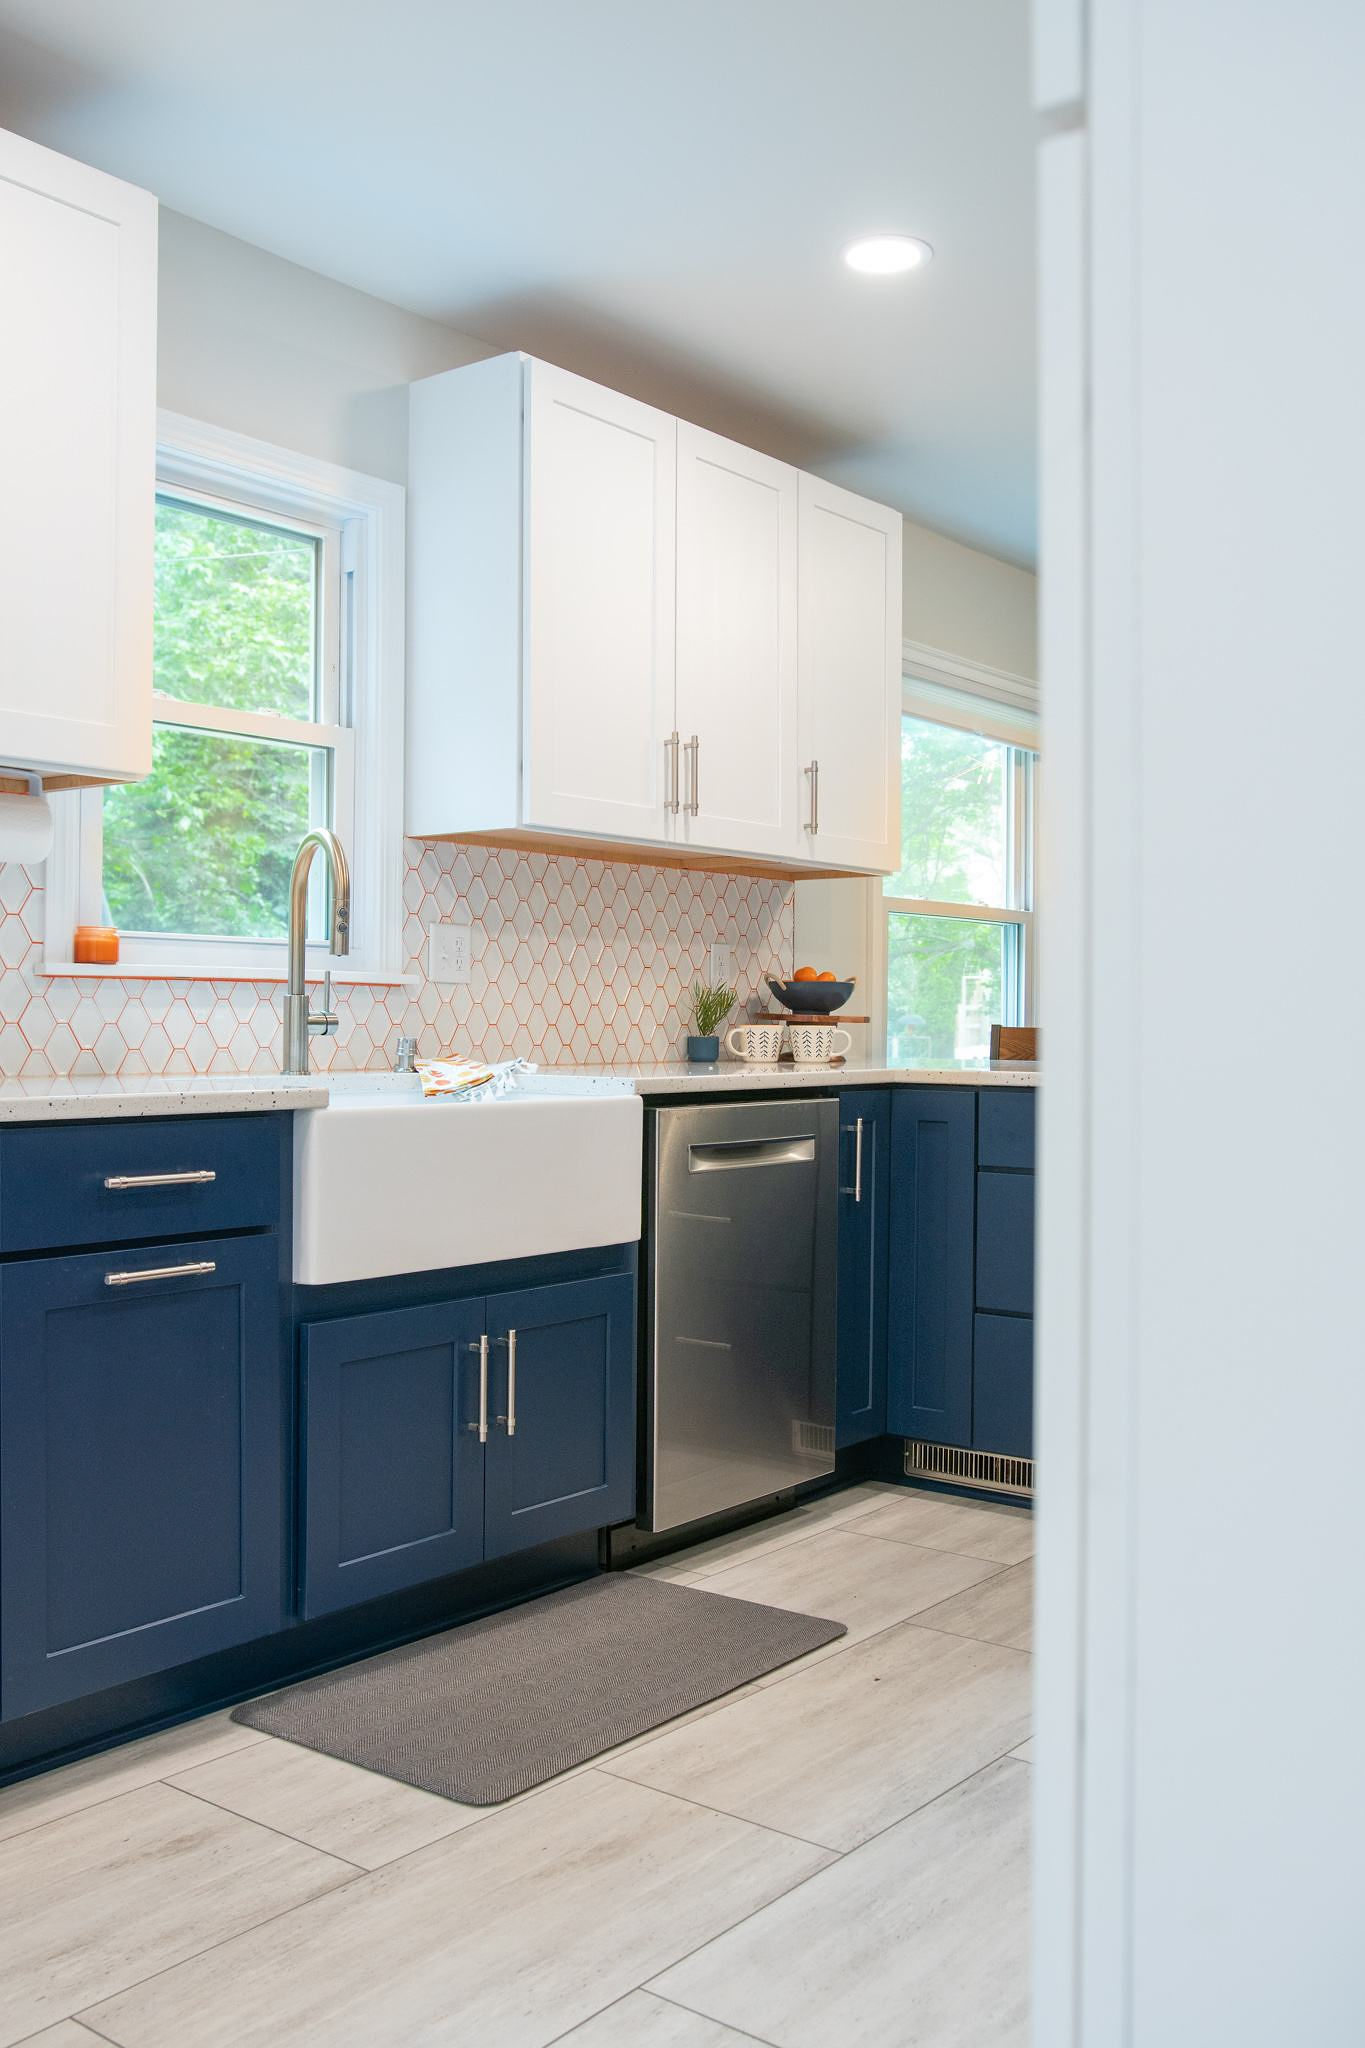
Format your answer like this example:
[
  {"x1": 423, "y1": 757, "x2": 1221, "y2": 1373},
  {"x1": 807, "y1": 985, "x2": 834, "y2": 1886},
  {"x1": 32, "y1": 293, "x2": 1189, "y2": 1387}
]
[
  {"x1": 977, "y1": 1090, "x2": 1036, "y2": 1171},
  {"x1": 972, "y1": 1313, "x2": 1034, "y2": 1459},
  {"x1": 0, "y1": 1114, "x2": 283, "y2": 1252},
  {"x1": 976, "y1": 1169, "x2": 1035, "y2": 1314}
]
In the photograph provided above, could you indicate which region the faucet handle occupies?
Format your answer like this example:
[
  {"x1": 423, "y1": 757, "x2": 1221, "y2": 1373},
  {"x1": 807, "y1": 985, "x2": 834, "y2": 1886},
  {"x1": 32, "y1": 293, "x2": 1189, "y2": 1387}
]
[
  {"x1": 309, "y1": 970, "x2": 339, "y2": 1038},
  {"x1": 394, "y1": 1034, "x2": 419, "y2": 1074}
]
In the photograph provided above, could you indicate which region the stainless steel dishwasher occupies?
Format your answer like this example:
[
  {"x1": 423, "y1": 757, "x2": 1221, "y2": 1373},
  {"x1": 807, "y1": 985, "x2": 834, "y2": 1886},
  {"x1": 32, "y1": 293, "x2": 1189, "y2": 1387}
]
[{"x1": 645, "y1": 1095, "x2": 838, "y2": 1533}]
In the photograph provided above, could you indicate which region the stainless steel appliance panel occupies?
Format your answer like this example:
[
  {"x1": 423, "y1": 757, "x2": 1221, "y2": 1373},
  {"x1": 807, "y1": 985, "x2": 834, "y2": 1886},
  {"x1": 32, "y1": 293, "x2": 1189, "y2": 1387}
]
[{"x1": 647, "y1": 1096, "x2": 838, "y2": 1532}]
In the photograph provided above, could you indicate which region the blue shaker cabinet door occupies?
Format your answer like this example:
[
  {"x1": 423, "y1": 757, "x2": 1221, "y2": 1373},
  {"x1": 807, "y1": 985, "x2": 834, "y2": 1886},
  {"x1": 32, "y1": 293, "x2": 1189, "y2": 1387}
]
[
  {"x1": 835, "y1": 1091, "x2": 891, "y2": 1446},
  {"x1": 0, "y1": 1234, "x2": 283, "y2": 1719},
  {"x1": 886, "y1": 1088, "x2": 977, "y2": 1446},
  {"x1": 482, "y1": 1273, "x2": 636, "y2": 1562},
  {"x1": 300, "y1": 1297, "x2": 488, "y2": 1619}
]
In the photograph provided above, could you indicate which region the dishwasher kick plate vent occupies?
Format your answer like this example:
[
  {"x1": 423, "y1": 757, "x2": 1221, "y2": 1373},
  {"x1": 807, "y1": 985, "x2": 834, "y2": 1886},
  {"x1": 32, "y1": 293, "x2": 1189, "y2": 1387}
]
[{"x1": 903, "y1": 1439, "x2": 1034, "y2": 1499}]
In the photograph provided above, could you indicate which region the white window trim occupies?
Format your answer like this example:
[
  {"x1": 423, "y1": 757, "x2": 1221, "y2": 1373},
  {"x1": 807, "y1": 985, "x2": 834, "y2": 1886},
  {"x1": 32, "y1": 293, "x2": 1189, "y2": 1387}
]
[
  {"x1": 43, "y1": 411, "x2": 408, "y2": 984},
  {"x1": 869, "y1": 642, "x2": 1040, "y2": 1060}
]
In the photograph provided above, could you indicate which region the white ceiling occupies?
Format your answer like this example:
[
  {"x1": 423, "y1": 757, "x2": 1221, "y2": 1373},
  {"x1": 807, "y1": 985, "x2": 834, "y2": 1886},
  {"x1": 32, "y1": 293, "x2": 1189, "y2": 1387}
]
[{"x1": 0, "y1": 0, "x2": 1037, "y2": 566}]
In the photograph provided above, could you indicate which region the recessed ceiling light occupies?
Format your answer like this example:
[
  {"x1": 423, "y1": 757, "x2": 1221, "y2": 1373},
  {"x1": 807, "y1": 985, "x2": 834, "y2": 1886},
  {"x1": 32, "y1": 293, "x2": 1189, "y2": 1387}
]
[{"x1": 843, "y1": 234, "x2": 933, "y2": 276}]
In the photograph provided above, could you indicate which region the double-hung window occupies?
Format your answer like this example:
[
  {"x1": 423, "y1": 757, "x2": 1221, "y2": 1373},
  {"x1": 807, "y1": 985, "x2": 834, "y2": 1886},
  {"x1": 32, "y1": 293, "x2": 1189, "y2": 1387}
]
[
  {"x1": 48, "y1": 414, "x2": 405, "y2": 982},
  {"x1": 882, "y1": 670, "x2": 1038, "y2": 1065}
]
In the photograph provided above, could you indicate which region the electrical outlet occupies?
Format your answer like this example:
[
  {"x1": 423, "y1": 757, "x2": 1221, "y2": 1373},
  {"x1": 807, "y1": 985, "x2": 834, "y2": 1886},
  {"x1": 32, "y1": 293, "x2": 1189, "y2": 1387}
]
[
  {"x1": 709, "y1": 942, "x2": 733, "y2": 987},
  {"x1": 429, "y1": 919, "x2": 472, "y2": 985}
]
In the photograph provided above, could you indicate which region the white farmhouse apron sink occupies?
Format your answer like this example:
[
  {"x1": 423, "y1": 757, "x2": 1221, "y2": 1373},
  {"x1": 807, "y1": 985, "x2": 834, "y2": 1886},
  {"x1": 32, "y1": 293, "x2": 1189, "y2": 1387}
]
[{"x1": 293, "y1": 1074, "x2": 643, "y2": 1285}]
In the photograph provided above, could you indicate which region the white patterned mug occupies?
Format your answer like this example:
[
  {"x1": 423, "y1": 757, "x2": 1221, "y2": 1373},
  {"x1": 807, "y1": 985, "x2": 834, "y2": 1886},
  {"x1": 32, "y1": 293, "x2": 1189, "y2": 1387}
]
[
  {"x1": 725, "y1": 1022, "x2": 786, "y2": 1063},
  {"x1": 787, "y1": 1023, "x2": 852, "y2": 1066}
]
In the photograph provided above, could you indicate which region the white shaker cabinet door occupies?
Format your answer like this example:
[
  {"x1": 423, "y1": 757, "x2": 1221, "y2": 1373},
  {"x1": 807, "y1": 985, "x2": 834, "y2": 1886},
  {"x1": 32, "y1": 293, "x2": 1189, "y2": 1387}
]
[
  {"x1": 674, "y1": 422, "x2": 798, "y2": 860},
  {"x1": 0, "y1": 126, "x2": 155, "y2": 782},
  {"x1": 522, "y1": 360, "x2": 677, "y2": 842},
  {"x1": 796, "y1": 474, "x2": 901, "y2": 873}
]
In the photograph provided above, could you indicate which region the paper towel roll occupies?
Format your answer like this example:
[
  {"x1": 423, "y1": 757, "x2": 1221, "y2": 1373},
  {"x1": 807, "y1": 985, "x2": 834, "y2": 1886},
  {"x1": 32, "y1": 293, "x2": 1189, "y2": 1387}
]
[{"x1": 0, "y1": 792, "x2": 54, "y2": 865}]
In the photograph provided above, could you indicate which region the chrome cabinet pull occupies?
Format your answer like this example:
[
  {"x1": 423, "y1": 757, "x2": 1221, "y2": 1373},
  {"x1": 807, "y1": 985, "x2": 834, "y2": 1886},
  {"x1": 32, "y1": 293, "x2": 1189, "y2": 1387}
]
[
  {"x1": 806, "y1": 759, "x2": 820, "y2": 834},
  {"x1": 496, "y1": 1328, "x2": 518, "y2": 1436},
  {"x1": 103, "y1": 1170, "x2": 217, "y2": 1190},
  {"x1": 666, "y1": 731, "x2": 681, "y2": 814},
  {"x1": 686, "y1": 734, "x2": 700, "y2": 815},
  {"x1": 839, "y1": 1117, "x2": 865, "y2": 1202},
  {"x1": 468, "y1": 1334, "x2": 490, "y2": 1442},
  {"x1": 104, "y1": 1260, "x2": 217, "y2": 1288}
]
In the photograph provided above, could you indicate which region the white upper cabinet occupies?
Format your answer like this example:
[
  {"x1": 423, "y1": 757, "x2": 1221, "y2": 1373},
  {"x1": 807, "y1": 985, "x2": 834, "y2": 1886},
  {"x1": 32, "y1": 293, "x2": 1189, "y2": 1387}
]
[
  {"x1": 674, "y1": 423, "x2": 798, "y2": 861},
  {"x1": 796, "y1": 474, "x2": 902, "y2": 873},
  {"x1": 407, "y1": 353, "x2": 901, "y2": 875},
  {"x1": 522, "y1": 361, "x2": 677, "y2": 841},
  {"x1": 0, "y1": 126, "x2": 156, "y2": 784}
]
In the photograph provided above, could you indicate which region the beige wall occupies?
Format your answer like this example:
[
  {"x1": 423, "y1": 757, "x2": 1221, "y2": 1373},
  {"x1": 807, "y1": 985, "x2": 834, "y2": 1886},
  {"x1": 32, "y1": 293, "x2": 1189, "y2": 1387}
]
[
  {"x1": 794, "y1": 528, "x2": 1037, "y2": 1050},
  {"x1": 157, "y1": 210, "x2": 492, "y2": 481},
  {"x1": 901, "y1": 519, "x2": 1037, "y2": 677}
]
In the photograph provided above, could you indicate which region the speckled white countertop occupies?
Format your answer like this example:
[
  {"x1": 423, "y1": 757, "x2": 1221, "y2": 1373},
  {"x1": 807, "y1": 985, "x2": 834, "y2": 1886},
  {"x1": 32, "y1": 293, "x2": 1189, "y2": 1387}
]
[
  {"x1": 553, "y1": 1059, "x2": 1038, "y2": 1095},
  {"x1": 0, "y1": 1073, "x2": 328, "y2": 1123},
  {"x1": 0, "y1": 1058, "x2": 1035, "y2": 1123}
]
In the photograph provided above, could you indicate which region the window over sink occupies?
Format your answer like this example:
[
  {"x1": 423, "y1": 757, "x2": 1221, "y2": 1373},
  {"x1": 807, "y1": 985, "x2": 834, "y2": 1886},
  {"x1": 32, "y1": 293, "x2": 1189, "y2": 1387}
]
[{"x1": 44, "y1": 414, "x2": 406, "y2": 983}]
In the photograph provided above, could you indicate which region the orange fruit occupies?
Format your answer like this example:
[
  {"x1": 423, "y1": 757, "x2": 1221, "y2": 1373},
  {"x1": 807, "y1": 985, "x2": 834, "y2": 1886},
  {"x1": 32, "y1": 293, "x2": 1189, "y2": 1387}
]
[
  {"x1": 793, "y1": 965, "x2": 818, "y2": 981},
  {"x1": 816, "y1": 970, "x2": 836, "y2": 981}
]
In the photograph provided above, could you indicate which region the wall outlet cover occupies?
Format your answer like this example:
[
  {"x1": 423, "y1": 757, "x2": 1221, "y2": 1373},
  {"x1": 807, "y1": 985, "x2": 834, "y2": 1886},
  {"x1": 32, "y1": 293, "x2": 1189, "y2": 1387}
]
[
  {"x1": 429, "y1": 919, "x2": 472, "y2": 985},
  {"x1": 709, "y1": 942, "x2": 733, "y2": 987}
]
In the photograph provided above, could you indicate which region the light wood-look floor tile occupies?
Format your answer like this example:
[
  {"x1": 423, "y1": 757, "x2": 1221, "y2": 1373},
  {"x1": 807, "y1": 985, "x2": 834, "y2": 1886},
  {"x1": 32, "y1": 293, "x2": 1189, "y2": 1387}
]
[
  {"x1": 555, "y1": 1988, "x2": 771, "y2": 2045},
  {"x1": 692, "y1": 1528, "x2": 1004, "y2": 1678},
  {"x1": 603, "y1": 1620, "x2": 1030, "y2": 1851},
  {"x1": 1010, "y1": 1738, "x2": 1036, "y2": 1763},
  {"x1": 0, "y1": 1711, "x2": 265, "y2": 1846},
  {"x1": 854, "y1": 1492, "x2": 1034, "y2": 1565},
  {"x1": 913, "y1": 1560, "x2": 1033, "y2": 1650},
  {"x1": 84, "y1": 1771, "x2": 832, "y2": 2048},
  {"x1": 632, "y1": 1483, "x2": 901, "y2": 1585},
  {"x1": 652, "y1": 1759, "x2": 1031, "y2": 2048},
  {"x1": 168, "y1": 1735, "x2": 492, "y2": 1869},
  {"x1": 0, "y1": 1781, "x2": 355, "y2": 2046},
  {"x1": 12, "y1": 2024, "x2": 111, "y2": 2047}
]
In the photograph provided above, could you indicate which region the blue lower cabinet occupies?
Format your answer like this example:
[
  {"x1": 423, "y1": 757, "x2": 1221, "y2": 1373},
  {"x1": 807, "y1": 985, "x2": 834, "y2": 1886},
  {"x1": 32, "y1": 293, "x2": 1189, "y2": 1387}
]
[
  {"x1": 300, "y1": 1297, "x2": 487, "y2": 1619},
  {"x1": 886, "y1": 1088, "x2": 977, "y2": 1445},
  {"x1": 972, "y1": 1312, "x2": 1034, "y2": 1459},
  {"x1": 835, "y1": 1091, "x2": 891, "y2": 1446},
  {"x1": 300, "y1": 1271, "x2": 636, "y2": 1610},
  {"x1": 483, "y1": 1274, "x2": 636, "y2": 1562},
  {"x1": 0, "y1": 1235, "x2": 283, "y2": 1719}
]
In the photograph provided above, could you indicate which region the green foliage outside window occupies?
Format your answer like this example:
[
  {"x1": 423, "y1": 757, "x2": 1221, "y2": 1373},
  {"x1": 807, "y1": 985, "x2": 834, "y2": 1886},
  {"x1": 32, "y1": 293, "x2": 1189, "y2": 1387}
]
[
  {"x1": 885, "y1": 720, "x2": 1013, "y2": 1062},
  {"x1": 101, "y1": 499, "x2": 324, "y2": 940}
]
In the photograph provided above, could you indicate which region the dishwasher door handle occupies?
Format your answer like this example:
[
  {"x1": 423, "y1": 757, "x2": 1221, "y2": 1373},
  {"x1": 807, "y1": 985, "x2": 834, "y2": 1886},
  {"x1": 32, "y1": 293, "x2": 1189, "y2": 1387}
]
[{"x1": 688, "y1": 1135, "x2": 816, "y2": 1173}]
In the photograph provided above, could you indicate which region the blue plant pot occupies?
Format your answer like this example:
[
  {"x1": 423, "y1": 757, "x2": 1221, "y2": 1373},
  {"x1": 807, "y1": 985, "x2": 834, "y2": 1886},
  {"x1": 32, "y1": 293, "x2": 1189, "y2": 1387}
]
[{"x1": 686, "y1": 1034, "x2": 720, "y2": 1064}]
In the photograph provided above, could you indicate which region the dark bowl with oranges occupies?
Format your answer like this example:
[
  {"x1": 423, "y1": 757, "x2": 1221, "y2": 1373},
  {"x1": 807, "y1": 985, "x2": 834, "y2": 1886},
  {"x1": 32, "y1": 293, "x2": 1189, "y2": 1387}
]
[{"x1": 765, "y1": 972, "x2": 856, "y2": 1016}]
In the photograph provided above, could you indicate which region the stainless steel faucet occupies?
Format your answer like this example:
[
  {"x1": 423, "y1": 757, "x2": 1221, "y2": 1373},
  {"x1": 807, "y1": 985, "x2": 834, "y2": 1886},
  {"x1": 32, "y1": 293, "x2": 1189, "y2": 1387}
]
[{"x1": 282, "y1": 828, "x2": 351, "y2": 1074}]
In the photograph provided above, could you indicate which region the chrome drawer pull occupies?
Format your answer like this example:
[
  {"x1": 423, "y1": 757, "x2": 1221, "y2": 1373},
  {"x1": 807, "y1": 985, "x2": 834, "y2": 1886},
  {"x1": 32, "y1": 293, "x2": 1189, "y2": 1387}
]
[
  {"x1": 103, "y1": 1170, "x2": 217, "y2": 1190},
  {"x1": 496, "y1": 1329, "x2": 518, "y2": 1436},
  {"x1": 104, "y1": 1260, "x2": 217, "y2": 1288},
  {"x1": 468, "y1": 1335, "x2": 490, "y2": 1442}
]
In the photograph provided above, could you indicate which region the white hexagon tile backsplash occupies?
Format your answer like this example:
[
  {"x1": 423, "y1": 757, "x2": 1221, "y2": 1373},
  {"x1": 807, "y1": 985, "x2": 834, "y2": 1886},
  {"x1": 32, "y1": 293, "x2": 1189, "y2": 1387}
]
[{"x1": 0, "y1": 841, "x2": 795, "y2": 1079}]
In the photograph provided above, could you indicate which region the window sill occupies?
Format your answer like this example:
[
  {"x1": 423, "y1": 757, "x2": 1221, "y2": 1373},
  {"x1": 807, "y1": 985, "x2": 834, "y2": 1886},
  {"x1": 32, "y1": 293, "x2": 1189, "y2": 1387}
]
[{"x1": 39, "y1": 960, "x2": 419, "y2": 988}]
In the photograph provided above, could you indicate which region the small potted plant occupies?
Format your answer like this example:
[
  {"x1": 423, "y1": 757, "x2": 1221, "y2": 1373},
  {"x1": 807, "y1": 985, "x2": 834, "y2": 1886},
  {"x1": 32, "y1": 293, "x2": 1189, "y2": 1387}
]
[{"x1": 687, "y1": 980, "x2": 738, "y2": 1063}]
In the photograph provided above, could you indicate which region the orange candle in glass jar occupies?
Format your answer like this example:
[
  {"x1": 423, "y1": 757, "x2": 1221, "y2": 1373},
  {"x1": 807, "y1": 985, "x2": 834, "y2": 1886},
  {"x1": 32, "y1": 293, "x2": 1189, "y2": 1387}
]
[{"x1": 72, "y1": 925, "x2": 120, "y2": 964}]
